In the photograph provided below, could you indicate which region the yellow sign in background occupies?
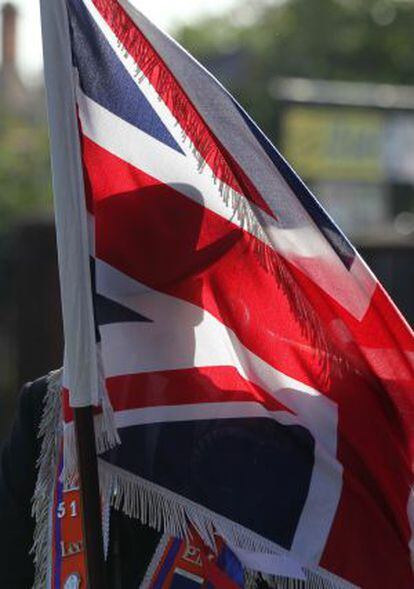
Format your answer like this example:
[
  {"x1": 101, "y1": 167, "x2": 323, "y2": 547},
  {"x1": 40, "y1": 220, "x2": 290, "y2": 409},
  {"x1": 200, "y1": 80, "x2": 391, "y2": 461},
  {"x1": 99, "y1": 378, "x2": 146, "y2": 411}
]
[{"x1": 282, "y1": 107, "x2": 385, "y2": 182}]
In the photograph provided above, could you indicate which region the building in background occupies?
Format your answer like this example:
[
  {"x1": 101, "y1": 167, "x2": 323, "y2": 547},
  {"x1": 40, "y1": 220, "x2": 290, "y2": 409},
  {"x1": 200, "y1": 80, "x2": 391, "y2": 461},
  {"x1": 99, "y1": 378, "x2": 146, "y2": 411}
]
[
  {"x1": 273, "y1": 77, "x2": 414, "y2": 242},
  {"x1": 0, "y1": 2, "x2": 45, "y2": 119},
  {"x1": 0, "y1": 3, "x2": 26, "y2": 112}
]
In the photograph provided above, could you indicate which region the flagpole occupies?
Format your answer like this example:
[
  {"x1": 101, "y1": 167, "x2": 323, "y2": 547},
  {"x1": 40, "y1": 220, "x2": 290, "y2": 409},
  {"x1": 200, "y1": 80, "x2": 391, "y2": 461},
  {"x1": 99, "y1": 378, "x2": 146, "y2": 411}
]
[
  {"x1": 74, "y1": 407, "x2": 108, "y2": 589},
  {"x1": 39, "y1": 0, "x2": 109, "y2": 582}
]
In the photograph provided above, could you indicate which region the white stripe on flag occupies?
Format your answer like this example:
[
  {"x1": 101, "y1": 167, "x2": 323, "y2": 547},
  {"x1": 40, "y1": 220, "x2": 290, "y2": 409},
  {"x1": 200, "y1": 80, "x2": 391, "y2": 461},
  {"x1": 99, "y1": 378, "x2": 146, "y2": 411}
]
[{"x1": 94, "y1": 258, "x2": 338, "y2": 451}]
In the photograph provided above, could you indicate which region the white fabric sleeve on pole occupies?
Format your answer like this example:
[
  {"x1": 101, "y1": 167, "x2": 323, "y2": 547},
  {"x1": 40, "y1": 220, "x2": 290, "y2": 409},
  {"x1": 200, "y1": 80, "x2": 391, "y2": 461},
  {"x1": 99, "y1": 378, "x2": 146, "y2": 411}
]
[{"x1": 39, "y1": 0, "x2": 99, "y2": 407}]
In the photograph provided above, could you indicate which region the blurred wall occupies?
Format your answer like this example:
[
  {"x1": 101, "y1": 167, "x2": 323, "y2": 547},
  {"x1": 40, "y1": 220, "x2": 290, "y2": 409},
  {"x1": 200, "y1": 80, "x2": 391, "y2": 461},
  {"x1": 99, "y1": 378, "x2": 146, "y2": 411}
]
[
  {"x1": 0, "y1": 218, "x2": 62, "y2": 439},
  {"x1": 14, "y1": 219, "x2": 63, "y2": 385}
]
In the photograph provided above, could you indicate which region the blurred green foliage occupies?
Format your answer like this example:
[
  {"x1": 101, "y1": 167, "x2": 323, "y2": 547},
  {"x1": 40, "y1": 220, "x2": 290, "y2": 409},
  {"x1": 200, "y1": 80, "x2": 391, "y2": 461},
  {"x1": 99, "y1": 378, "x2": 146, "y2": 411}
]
[
  {"x1": 177, "y1": 0, "x2": 414, "y2": 131},
  {"x1": 0, "y1": 113, "x2": 52, "y2": 229}
]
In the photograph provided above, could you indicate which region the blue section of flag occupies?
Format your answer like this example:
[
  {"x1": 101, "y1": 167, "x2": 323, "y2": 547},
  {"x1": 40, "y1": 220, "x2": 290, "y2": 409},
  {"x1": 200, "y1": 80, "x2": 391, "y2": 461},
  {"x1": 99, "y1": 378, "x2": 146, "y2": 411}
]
[
  {"x1": 233, "y1": 100, "x2": 356, "y2": 269},
  {"x1": 153, "y1": 538, "x2": 182, "y2": 589},
  {"x1": 216, "y1": 545, "x2": 244, "y2": 587},
  {"x1": 94, "y1": 292, "x2": 152, "y2": 326},
  {"x1": 103, "y1": 418, "x2": 315, "y2": 549},
  {"x1": 170, "y1": 572, "x2": 202, "y2": 588},
  {"x1": 205, "y1": 544, "x2": 244, "y2": 589},
  {"x1": 67, "y1": 0, "x2": 183, "y2": 153},
  {"x1": 89, "y1": 258, "x2": 151, "y2": 337}
]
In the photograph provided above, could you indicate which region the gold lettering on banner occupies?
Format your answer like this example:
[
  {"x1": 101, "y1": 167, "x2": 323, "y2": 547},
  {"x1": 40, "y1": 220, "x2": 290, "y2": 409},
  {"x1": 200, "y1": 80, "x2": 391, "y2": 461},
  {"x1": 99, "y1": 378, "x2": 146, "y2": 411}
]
[
  {"x1": 57, "y1": 499, "x2": 80, "y2": 519},
  {"x1": 182, "y1": 545, "x2": 202, "y2": 568},
  {"x1": 60, "y1": 540, "x2": 84, "y2": 559}
]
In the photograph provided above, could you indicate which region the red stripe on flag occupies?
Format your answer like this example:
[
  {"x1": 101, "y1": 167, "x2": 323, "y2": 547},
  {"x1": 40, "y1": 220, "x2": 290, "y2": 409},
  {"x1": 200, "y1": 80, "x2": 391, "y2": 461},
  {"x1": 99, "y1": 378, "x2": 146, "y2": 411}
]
[
  {"x1": 62, "y1": 388, "x2": 103, "y2": 423},
  {"x1": 63, "y1": 366, "x2": 293, "y2": 422},
  {"x1": 106, "y1": 366, "x2": 294, "y2": 414},
  {"x1": 321, "y1": 370, "x2": 414, "y2": 589},
  {"x1": 82, "y1": 135, "x2": 333, "y2": 392}
]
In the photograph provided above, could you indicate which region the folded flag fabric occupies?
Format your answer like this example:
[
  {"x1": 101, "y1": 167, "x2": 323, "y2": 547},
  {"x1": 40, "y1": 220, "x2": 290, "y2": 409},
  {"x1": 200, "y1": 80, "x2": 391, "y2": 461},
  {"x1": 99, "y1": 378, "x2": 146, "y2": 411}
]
[
  {"x1": 142, "y1": 532, "x2": 244, "y2": 589},
  {"x1": 37, "y1": 0, "x2": 414, "y2": 587}
]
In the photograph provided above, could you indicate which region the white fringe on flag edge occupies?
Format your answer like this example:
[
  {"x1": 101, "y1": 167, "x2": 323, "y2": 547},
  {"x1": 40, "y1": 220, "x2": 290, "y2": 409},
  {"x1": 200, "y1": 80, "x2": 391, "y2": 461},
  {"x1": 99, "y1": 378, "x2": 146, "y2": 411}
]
[
  {"x1": 98, "y1": 460, "x2": 358, "y2": 589},
  {"x1": 33, "y1": 374, "x2": 358, "y2": 589},
  {"x1": 31, "y1": 369, "x2": 63, "y2": 589}
]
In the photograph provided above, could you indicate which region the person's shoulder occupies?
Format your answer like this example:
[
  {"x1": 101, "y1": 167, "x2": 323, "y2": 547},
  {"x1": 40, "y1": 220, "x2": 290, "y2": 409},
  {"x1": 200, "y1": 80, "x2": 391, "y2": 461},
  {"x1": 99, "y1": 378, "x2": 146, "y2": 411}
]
[
  {"x1": 24, "y1": 374, "x2": 49, "y2": 395},
  {"x1": 20, "y1": 374, "x2": 48, "y2": 412},
  {"x1": 19, "y1": 371, "x2": 61, "y2": 436}
]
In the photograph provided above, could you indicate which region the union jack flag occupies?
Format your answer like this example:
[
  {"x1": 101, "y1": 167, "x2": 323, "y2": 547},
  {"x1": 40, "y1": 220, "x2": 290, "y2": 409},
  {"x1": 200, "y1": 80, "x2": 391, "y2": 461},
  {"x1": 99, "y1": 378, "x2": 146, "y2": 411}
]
[{"x1": 39, "y1": 0, "x2": 414, "y2": 587}]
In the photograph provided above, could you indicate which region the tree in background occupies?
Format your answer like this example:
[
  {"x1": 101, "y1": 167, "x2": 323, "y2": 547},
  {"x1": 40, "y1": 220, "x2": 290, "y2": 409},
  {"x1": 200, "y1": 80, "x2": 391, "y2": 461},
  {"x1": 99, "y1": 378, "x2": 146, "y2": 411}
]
[
  {"x1": 177, "y1": 0, "x2": 414, "y2": 137},
  {"x1": 0, "y1": 113, "x2": 52, "y2": 230}
]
